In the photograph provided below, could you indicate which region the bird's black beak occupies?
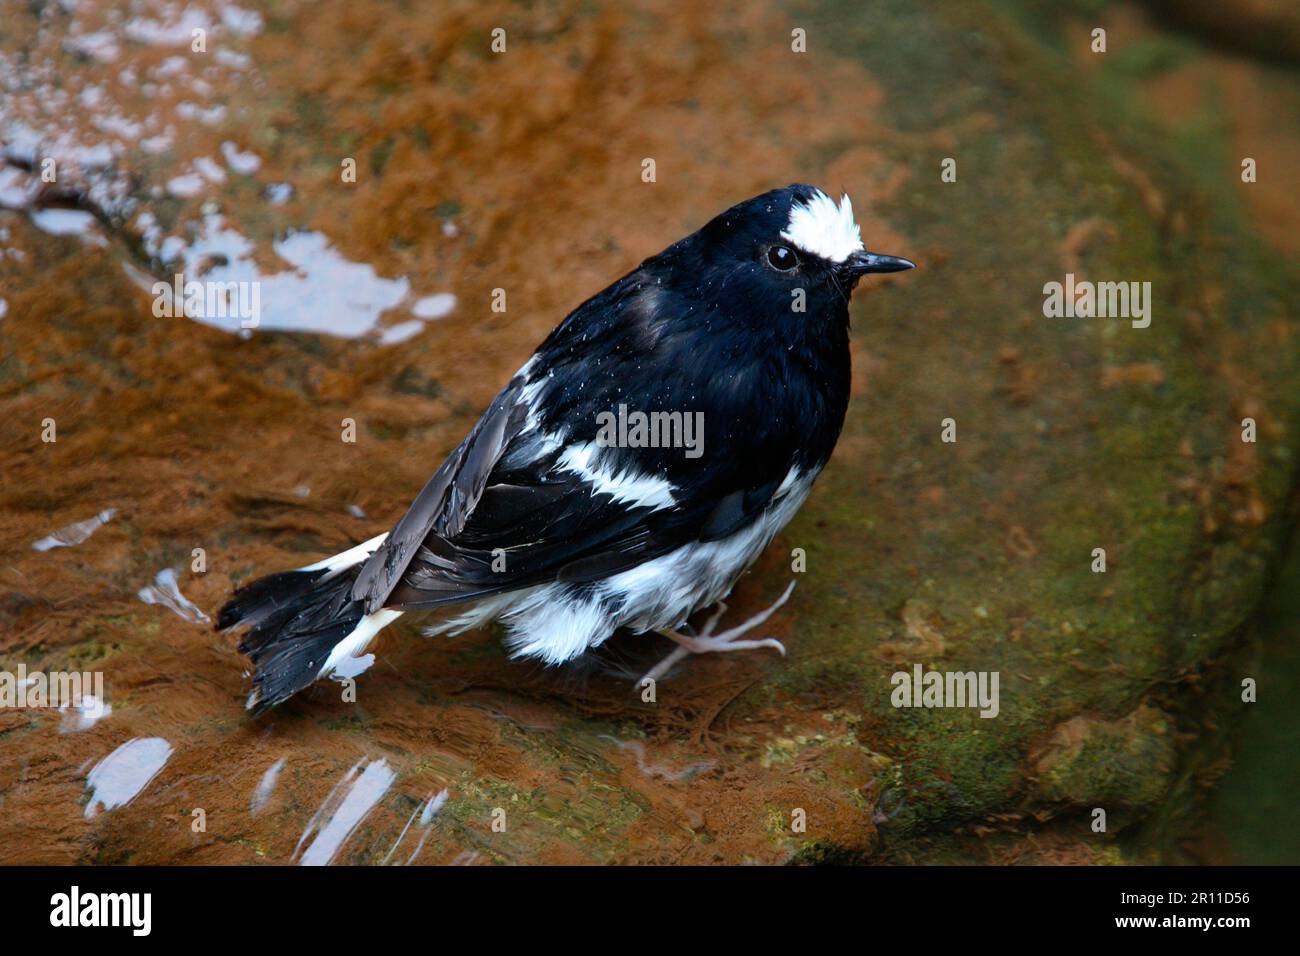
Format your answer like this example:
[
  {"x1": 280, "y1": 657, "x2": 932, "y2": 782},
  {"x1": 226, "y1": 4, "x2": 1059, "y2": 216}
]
[{"x1": 842, "y1": 250, "x2": 916, "y2": 277}]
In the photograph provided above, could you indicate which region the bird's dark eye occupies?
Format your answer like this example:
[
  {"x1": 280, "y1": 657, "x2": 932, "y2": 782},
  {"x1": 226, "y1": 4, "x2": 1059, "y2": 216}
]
[{"x1": 765, "y1": 244, "x2": 799, "y2": 272}]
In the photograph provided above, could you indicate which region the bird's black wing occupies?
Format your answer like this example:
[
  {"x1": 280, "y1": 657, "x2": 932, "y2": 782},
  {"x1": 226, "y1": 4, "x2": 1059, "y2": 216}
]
[
  {"x1": 383, "y1": 443, "x2": 791, "y2": 610},
  {"x1": 350, "y1": 383, "x2": 531, "y2": 613},
  {"x1": 351, "y1": 266, "x2": 656, "y2": 614},
  {"x1": 352, "y1": 378, "x2": 797, "y2": 614}
]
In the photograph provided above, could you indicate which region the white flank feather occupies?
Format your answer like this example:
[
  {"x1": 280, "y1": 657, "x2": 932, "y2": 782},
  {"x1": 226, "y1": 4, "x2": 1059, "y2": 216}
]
[
  {"x1": 300, "y1": 532, "x2": 388, "y2": 576},
  {"x1": 557, "y1": 442, "x2": 677, "y2": 510}
]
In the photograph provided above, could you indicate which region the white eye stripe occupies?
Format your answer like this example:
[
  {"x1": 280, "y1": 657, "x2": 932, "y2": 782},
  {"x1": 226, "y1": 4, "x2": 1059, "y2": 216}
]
[{"x1": 780, "y1": 190, "x2": 864, "y2": 264}]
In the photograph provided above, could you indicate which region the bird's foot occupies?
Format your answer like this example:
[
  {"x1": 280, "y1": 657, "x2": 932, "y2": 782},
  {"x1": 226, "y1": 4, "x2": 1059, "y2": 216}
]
[{"x1": 639, "y1": 580, "x2": 796, "y2": 685}]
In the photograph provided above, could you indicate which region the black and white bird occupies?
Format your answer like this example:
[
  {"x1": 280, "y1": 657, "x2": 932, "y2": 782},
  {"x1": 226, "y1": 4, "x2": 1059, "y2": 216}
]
[{"x1": 218, "y1": 184, "x2": 914, "y2": 711}]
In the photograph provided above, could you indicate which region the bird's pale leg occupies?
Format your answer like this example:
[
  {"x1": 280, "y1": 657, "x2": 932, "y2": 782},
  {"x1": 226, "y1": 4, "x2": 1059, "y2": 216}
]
[
  {"x1": 639, "y1": 581, "x2": 796, "y2": 685},
  {"x1": 698, "y1": 600, "x2": 729, "y2": 636}
]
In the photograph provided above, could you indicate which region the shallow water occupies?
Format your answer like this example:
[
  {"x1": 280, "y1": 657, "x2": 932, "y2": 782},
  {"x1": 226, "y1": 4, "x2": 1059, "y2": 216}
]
[{"x1": 1, "y1": 0, "x2": 1297, "y2": 865}]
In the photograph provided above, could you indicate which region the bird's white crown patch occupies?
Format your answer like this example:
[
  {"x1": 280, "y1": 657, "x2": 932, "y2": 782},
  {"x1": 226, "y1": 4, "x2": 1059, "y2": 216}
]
[{"x1": 780, "y1": 190, "x2": 863, "y2": 264}]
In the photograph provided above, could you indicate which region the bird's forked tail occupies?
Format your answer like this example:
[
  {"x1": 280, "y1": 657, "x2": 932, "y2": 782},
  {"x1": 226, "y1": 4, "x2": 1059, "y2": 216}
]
[{"x1": 217, "y1": 534, "x2": 402, "y2": 712}]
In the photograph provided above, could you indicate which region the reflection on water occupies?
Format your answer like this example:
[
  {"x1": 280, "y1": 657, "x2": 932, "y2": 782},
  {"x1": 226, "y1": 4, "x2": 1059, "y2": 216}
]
[
  {"x1": 412, "y1": 293, "x2": 457, "y2": 320},
  {"x1": 599, "y1": 737, "x2": 716, "y2": 782},
  {"x1": 220, "y1": 141, "x2": 260, "y2": 175},
  {"x1": 382, "y1": 790, "x2": 449, "y2": 866},
  {"x1": 144, "y1": 213, "x2": 414, "y2": 337},
  {"x1": 60, "y1": 695, "x2": 113, "y2": 735},
  {"x1": 384, "y1": 294, "x2": 458, "y2": 343},
  {"x1": 84, "y1": 738, "x2": 173, "y2": 819},
  {"x1": 137, "y1": 568, "x2": 210, "y2": 625},
  {"x1": 294, "y1": 759, "x2": 396, "y2": 866},
  {"x1": 250, "y1": 758, "x2": 285, "y2": 816},
  {"x1": 31, "y1": 508, "x2": 117, "y2": 552},
  {"x1": 29, "y1": 208, "x2": 104, "y2": 242}
]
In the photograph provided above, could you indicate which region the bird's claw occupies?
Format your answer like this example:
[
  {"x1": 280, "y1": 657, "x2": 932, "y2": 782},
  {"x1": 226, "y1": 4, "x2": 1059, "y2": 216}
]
[{"x1": 638, "y1": 580, "x2": 795, "y2": 685}]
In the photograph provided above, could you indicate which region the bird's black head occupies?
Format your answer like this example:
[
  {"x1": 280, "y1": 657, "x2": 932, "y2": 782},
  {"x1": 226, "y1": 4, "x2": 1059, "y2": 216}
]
[
  {"x1": 645, "y1": 184, "x2": 914, "y2": 343},
  {"x1": 534, "y1": 184, "x2": 914, "y2": 476}
]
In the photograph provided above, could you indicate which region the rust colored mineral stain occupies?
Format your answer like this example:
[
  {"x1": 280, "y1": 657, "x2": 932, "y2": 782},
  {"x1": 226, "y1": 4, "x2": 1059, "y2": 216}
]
[
  {"x1": 2, "y1": 0, "x2": 1294, "y2": 866},
  {"x1": 0, "y1": 0, "x2": 898, "y2": 865}
]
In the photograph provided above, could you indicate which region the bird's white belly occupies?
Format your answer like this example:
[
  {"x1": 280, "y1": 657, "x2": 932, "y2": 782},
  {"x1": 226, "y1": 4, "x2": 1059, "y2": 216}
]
[
  {"x1": 429, "y1": 467, "x2": 816, "y2": 664},
  {"x1": 605, "y1": 470, "x2": 814, "y2": 634}
]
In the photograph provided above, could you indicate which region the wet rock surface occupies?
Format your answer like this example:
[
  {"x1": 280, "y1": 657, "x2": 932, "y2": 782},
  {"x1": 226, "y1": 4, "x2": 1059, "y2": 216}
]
[{"x1": 1, "y1": 0, "x2": 1297, "y2": 864}]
